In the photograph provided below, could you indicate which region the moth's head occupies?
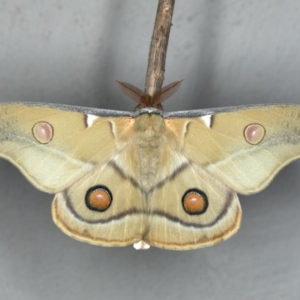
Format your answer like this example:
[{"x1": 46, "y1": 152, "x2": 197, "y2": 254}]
[{"x1": 116, "y1": 80, "x2": 183, "y2": 111}]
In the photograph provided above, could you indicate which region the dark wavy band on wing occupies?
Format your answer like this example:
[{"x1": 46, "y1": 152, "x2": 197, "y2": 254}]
[
  {"x1": 63, "y1": 191, "x2": 145, "y2": 224},
  {"x1": 150, "y1": 189, "x2": 237, "y2": 228}
]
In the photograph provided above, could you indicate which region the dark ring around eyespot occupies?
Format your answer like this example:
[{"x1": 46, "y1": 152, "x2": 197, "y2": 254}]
[
  {"x1": 182, "y1": 188, "x2": 209, "y2": 215},
  {"x1": 85, "y1": 185, "x2": 113, "y2": 212}
]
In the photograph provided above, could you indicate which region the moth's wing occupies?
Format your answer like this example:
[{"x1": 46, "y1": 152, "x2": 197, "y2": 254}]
[
  {"x1": 146, "y1": 104, "x2": 300, "y2": 250},
  {"x1": 0, "y1": 102, "x2": 134, "y2": 193},
  {"x1": 0, "y1": 102, "x2": 147, "y2": 246},
  {"x1": 165, "y1": 105, "x2": 300, "y2": 194},
  {"x1": 52, "y1": 160, "x2": 148, "y2": 247},
  {"x1": 145, "y1": 160, "x2": 241, "y2": 250}
]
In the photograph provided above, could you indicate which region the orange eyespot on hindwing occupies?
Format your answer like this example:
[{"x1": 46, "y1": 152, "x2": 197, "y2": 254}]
[
  {"x1": 182, "y1": 189, "x2": 208, "y2": 215},
  {"x1": 32, "y1": 122, "x2": 53, "y2": 144},
  {"x1": 85, "y1": 186, "x2": 113, "y2": 212},
  {"x1": 244, "y1": 123, "x2": 266, "y2": 145}
]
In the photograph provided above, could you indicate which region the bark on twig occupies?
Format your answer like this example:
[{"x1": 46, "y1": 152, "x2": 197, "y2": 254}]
[{"x1": 145, "y1": 0, "x2": 175, "y2": 96}]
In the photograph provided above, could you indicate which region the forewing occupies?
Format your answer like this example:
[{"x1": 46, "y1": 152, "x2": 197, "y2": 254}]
[
  {"x1": 165, "y1": 105, "x2": 300, "y2": 194},
  {"x1": 0, "y1": 102, "x2": 134, "y2": 193}
]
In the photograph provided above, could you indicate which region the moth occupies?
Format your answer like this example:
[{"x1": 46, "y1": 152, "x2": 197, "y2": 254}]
[{"x1": 0, "y1": 80, "x2": 299, "y2": 250}]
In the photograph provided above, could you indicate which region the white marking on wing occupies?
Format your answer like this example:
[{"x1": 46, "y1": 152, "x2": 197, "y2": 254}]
[
  {"x1": 200, "y1": 115, "x2": 212, "y2": 128},
  {"x1": 86, "y1": 114, "x2": 99, "y2": 127}
]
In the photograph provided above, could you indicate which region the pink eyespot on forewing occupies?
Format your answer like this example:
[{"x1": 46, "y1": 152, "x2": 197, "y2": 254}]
[
  {"x1": 244, "y1": 123, "x2": 266, "y2": 145},
  {"x1": 32, "y1": 122, "x2": 53, "y2": 144}
]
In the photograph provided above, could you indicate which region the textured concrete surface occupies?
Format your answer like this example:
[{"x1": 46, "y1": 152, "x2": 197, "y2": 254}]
[{"x1": 0, "y1": 1, "x2": 299, "y2": 299}]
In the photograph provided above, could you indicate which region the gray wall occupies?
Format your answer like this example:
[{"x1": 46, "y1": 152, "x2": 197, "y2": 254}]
[{"x1": 0, "y1": 1, "x2": 299, "y2": 299}]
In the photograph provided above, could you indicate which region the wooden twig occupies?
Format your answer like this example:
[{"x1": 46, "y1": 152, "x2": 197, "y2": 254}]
[{"x1": 145, "y1": 0, "x2": 175, "y2": 96}]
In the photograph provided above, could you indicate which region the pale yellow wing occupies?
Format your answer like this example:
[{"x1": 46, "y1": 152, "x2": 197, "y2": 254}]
[
  {"x1": 166, "y1": 105, "x2": 300, "y2": 194},
  {"x1": 52, "y1": 159, "x2": 147, "y2": 246},
  {"x1": 0, "y1": 102, "x2": 148, "y2": 246},
  {"x1": 145, "y1": 160, "x2": 241, "y2": 250},
  {"x1": 144, "y1": 104, "x2": 300, "y2": 250},
  {"x1": 0, "y1": 102, "x2": 134, "y2": 193}
]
